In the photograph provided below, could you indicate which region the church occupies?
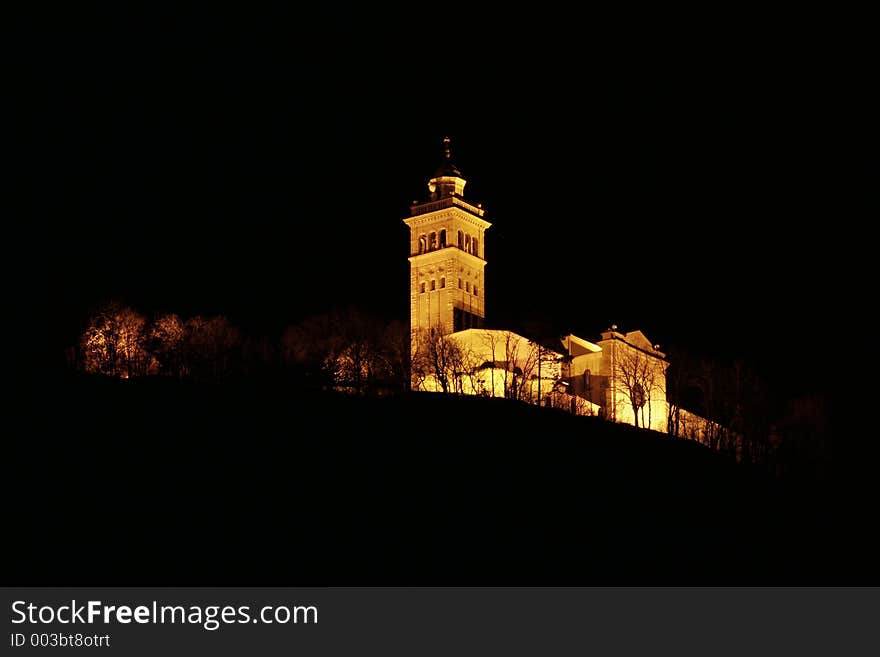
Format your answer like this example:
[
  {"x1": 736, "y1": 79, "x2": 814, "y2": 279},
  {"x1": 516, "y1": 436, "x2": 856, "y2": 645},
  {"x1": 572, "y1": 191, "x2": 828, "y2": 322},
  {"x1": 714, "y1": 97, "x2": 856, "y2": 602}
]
[{"x1": 405, "y1": 138, "x2": 676, "y2": 433}]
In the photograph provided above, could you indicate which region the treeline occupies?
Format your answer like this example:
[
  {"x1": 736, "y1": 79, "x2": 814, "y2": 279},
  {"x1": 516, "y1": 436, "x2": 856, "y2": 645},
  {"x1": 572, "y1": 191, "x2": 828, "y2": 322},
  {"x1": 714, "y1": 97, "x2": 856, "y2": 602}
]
[
  {"x1": 71, "y1": 302, "x2": 410, "y2": 390},
  {"x1": 279, "y1": 309, "x2": 410, "y2": 392},
  {"x1": 664, "y1": 346, "x2": 829, "y2": 478},
  {"x1": 72, "y1": 302, "x2": 550, "y2": 400},
  {"x1": 665, "y1": 347, "x2": 772, "y2": 462},
  {"x1": 70, "y1": 302, "x2": 829, "y2": 479},
  {"x1": 73, "y1": 302, "x2": 246, "y2": 382}
]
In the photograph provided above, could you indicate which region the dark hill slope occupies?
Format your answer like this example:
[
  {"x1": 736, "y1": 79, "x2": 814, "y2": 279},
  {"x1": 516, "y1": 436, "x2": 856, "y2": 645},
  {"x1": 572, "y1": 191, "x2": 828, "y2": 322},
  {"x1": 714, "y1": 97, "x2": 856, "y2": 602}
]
[{"x1": 11, "y1": 374, "x2": 836, "y2": 584}]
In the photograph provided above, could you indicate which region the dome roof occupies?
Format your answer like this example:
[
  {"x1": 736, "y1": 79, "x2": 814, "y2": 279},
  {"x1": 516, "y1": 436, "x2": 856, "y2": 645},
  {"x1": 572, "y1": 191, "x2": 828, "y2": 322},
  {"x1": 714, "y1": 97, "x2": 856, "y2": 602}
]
[
  {"x1": 433, "y1": 136, "x2": 463, "y2": 178},
  {"x1": 434, "y1": 160, "x2": 462, "y2": 178}
]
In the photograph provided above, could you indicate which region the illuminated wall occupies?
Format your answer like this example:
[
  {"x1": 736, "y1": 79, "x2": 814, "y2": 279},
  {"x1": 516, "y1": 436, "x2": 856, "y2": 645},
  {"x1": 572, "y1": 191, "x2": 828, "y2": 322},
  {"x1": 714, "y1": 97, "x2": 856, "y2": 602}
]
[
  {"x1": 401, "y1": 143, "x2": 674, "y2": 428},
  {"x1": 404, "y1": 158, "x2": 491, "y2": 338},
  {"x1": 416, "y1": 329, "x2": 601, "y2": 416},
  {"x1": 563, "y1": 330, "x2": 669, "y2": 432}
]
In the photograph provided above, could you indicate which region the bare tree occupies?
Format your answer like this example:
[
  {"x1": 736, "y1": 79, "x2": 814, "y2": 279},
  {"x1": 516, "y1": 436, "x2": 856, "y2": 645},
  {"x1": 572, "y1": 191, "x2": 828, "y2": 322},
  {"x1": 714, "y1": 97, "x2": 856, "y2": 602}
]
[
  {"x1": 664, "y1": 347, "x2": 689, "y2": 438},
  {"x1": 330, "y1": 311, "x2": 381, "y2": 393},
  {"x1": 281, "y1": 308, "x2": 392, "y2": 392},
  {"x1": 613, "y1": 346, "x2": 659, "y2": 429},
  {"x1": 381, "y1": 320, "x2": 411, "y2": 392},
  {"x1": 413, "y1": 326, "x2": 464, "y2": 393},
  {"x1": 482, "y1": 330, "x2": 501, "y2": 397},
  {"x1": 281, "y1": 312, "x2": 341, "y2": 387},
  {"x1": 146, "y1": 313, "x2": 186, "y2": 377},
  {"x1": 695, "y1": 358, "x2": 722, "y2": 448},
  {"x1": 500, "y1": 331, "x2": 538, "y2": 401},
  {"x1": 409, "y1": 329, "x2": 429, "y2": 392},
  {"x1": 80, "y1": 302, "x2": 147, "y2": 378},
  {"x1": 460, "y1": 342, "x2": 490, "y2": 396}
]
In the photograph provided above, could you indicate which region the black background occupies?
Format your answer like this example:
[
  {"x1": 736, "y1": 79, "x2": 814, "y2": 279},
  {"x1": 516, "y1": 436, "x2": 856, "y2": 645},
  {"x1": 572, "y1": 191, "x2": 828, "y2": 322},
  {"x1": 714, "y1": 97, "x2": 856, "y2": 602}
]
[
  {"x1": 19, "y1": 5, "x2": 876, "y2": 396},
  {"x1": 12, "y1": 3, "x2": 879, "y2": 595}
]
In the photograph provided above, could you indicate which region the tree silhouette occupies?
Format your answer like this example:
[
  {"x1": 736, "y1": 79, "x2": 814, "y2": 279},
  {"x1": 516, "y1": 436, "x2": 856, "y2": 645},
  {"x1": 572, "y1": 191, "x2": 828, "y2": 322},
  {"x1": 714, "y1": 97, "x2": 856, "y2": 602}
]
[
  {"x1": 80, "y1": 302, "x2": 147, "y2": 378},
  {"x1": 146, "y1": 313, "x2": 185, "y2": 377},
  {"x1": 612, "y1": 346, "x2": 659, "y2": 429},
  {"x1": 281, "y1": 308, "x2": 402, "y2": 393}
]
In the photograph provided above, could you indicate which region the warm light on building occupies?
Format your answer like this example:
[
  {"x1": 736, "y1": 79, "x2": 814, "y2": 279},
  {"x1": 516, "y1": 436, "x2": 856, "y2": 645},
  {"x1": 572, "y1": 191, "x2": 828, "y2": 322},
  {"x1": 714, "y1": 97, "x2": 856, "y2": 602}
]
[
  {"x1": 404, "y1": 137, "x2": 490, "y2": 337},
  {"x1": 404, "y1": 138, "x2": 724, "y2": 437},
  {"x1": 561, "y1": 328, "x2": 669, "y2": 431}
]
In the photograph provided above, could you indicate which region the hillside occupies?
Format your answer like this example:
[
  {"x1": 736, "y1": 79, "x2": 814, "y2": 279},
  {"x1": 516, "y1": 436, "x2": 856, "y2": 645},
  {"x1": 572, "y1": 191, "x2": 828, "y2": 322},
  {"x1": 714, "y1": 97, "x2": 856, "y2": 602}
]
[{"x1": 11, "y1": 372, "x2": 842, "y2": 585}]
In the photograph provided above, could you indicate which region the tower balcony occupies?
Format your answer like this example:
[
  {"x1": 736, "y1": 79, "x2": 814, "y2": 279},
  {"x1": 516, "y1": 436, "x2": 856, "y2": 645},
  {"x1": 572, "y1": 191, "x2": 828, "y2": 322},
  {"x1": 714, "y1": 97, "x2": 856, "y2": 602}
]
[{"x1": 409, "y1": 195, "x2": 485, "y2": 218}]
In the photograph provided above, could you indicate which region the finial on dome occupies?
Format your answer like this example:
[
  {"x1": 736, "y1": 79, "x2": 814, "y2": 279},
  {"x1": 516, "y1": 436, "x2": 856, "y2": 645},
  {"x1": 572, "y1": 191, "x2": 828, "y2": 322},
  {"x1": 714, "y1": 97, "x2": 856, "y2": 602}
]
[{"x1": 432, "y1": 135, "x2": 462, "y2": 180}]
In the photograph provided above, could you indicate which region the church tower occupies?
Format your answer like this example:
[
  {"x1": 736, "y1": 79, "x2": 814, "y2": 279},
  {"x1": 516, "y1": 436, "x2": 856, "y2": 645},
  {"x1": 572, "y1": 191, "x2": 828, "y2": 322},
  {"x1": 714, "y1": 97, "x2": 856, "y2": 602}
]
[{"x1": 404, "y1": 138, "x2": 491, "y2": 338}]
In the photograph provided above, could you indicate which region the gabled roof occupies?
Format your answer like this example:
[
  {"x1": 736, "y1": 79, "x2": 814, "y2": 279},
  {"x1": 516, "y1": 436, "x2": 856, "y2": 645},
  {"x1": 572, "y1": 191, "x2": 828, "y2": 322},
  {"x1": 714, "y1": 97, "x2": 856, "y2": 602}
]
[
  {"x1": 623, "y1": 330, "x2": 666, "y2": 358},
  {"x1": 596, "y1": 328, "x2": 666, "y2": 359},
  {"x1": 625, "y1": 330, "x2": 654, "y2": 351}
]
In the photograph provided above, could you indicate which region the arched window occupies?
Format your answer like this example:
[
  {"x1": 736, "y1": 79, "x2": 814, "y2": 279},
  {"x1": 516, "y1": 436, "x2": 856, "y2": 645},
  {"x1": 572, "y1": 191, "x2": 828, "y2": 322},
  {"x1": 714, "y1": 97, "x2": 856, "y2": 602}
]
[
  {"x1": 418, "y1": 235, "x2": 427, "y2": 254},
  {"x1": 431, "y1": 279, "x2": 436, "y2": 291},
  {"x1": 458, "y1": 278, "x2": 462, "y2": 289},
  {"x1": 473, "y1": 285, "x2": 478, "y2": 296},
  {"x1": 466, "y1": 281, "x2": 470, "y2": 292},
  {"x1": 473, "y1": 237, "x2": 479, "y2": 257},
  {"x1": 458, "y1": 231, "x2": 464, "y2": 249},
  {"x1": 464, "y1": 235, "x2": 470, "y2": 252},
  {"x1": 420, "y1": 282, "x2": 426, "y2": 294},
  {"x1": 440, "y1": 277, "x2": 446, "y2": 288},
  {"x1": 439, "y1": 229, "x2": 446, "y2": 248},
  {"x1": 429, "y1": 232, "x2": 437, "y2": 251},
  {"x1": 583, "y1": 370, "x2": 591, "y2": 390}
]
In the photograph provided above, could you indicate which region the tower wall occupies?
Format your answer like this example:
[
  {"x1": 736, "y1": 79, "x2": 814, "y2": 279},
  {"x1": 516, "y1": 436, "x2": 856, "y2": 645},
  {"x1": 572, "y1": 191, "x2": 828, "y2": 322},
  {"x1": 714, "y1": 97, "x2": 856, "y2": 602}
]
[{"x1": 405, "y1": 200, "x2": 490, "y2": 338}]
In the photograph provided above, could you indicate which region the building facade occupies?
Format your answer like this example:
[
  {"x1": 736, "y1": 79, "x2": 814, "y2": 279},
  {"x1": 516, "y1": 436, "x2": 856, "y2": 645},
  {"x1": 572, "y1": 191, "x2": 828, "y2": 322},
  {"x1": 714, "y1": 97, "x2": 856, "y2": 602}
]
[
  {"x1": 562, "y1": 329, "x2": 669, "y2": 431},
  {"x1": 406, "y1": 140, "x2": 671, "y2": 432}
]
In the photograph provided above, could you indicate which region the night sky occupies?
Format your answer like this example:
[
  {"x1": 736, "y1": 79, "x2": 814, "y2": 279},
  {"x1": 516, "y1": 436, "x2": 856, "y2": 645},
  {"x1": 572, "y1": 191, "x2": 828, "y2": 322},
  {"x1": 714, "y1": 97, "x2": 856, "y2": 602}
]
[{"x1": 22, "y1": 6, "x2": 875, "y2": 397}]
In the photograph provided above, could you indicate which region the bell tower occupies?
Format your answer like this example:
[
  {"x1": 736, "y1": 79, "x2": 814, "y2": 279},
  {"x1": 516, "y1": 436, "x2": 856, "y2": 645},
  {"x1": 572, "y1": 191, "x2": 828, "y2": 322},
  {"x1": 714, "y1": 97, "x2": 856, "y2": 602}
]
[{"x1": 404, "y1": 137, "x2": 491, "y2": 338}]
